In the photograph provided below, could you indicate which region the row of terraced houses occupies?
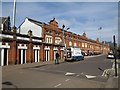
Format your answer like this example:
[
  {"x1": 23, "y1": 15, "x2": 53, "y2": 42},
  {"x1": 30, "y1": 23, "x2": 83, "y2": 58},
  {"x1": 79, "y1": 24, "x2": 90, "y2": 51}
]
[{"x1": 0, "y1": 16, "x2": 110, "y2": 66}]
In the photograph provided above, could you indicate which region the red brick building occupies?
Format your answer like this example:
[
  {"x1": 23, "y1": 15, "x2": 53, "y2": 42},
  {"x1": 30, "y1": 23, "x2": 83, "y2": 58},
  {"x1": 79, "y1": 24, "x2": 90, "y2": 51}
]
[{"x1": 0, "y1": 17, "x2": 110, "y2": 66}]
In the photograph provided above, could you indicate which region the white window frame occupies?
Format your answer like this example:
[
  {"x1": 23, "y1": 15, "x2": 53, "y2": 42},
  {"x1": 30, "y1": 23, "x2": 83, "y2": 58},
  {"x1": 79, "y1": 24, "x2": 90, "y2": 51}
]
[
  {"x1": 82, "y1": 43, "x2": 84, "y2": 47},
  {"x1": 0, "y1": 43, "x2": 10, "y2": 66}
]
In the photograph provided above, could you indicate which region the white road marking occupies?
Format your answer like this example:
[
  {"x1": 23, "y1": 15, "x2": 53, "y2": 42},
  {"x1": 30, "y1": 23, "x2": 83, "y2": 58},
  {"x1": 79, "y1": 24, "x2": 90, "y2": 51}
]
[
  {"x1": 65, "y1": 72, "x2": 76, "y2": 76},
  {"x1": 85, "y1": 75, "x2": 96, "y2": 78},
  {"x1": 54, "y1": 83, "x2": 62, "y2": 88},
  {"x1": 65, "y1": 79, "x2": 70, "y2": 82}
]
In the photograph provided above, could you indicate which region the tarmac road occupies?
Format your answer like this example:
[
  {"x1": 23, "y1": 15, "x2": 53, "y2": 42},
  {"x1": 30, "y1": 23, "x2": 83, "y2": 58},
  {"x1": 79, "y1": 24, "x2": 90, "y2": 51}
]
[
  {"x1": 2, "y1": 55, "x2": 115, "y2": 88},
  {"x1": 31, "y1": 55, "x2": 113, "y2": 76}
]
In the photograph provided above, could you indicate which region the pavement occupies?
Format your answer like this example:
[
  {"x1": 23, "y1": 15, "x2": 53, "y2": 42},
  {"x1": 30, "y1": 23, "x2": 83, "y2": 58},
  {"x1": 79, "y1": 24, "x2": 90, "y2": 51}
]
[
  {"x1": 2, "y1": 55, "x2": 119, "y2": 88},
  {"x1": 104, "y1": 59, "x2": 120, "y2": 88},
  {"x1": 2, "y1": 55, "x2": 103, "y2": 71}
]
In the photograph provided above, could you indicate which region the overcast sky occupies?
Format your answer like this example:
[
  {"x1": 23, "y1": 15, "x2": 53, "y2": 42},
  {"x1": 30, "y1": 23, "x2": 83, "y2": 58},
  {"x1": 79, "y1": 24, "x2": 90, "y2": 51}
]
[{"x1": 1, "y1": 1, "x2": 119, "y2": 43}]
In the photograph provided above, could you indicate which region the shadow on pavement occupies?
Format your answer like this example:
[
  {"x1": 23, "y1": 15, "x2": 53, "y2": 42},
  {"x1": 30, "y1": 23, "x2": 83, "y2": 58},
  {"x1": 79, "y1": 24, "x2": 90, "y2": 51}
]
[{"x1": 2, "y1": 81, "x2": 18, "y2": 89}]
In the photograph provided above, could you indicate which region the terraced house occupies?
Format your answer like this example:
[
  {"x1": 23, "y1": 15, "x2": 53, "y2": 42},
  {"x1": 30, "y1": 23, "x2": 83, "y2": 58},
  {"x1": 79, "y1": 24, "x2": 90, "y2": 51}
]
[{"x1": 0, "y1": 16, "x2": 110, "y2": 66}]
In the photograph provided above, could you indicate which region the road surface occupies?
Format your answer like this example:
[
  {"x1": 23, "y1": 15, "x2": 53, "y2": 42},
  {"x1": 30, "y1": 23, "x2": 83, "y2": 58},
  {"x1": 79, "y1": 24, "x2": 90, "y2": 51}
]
[{"x1": 2, "y1": 55, "x2": 113, "y2": 88}]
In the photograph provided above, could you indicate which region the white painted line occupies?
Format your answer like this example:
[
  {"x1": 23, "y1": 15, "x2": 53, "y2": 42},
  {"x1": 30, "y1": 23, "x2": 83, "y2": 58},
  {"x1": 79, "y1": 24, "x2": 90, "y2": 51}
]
[
  {"x1": 54, "y1": 83, "x2": 62, "y2": 88},
  {"x1": 65, "y1": 79, "x2": 70, "y2": 82},
  {"x1": 65, "y1": 72, "x2": 76, "y2": 76},
  {"x1": 85, "y1": 75, "x2": 96, "y2": 78}
]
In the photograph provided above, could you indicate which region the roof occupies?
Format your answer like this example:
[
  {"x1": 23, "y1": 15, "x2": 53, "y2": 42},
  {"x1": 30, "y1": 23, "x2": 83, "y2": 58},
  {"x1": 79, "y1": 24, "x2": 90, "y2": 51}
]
[
  {"x1": 0, "y1": 16, "x2": 10, "y2": 24},
  {"x1": 26, "y1": 17, "x2": 42, "y2": 26},
  {"x1": 18, "y1": 17, "x2": 43, "y2": 29}
]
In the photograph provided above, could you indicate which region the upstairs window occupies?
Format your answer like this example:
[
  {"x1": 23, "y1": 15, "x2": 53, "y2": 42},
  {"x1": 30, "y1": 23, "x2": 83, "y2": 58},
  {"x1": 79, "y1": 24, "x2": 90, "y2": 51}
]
[
  {"x1": 82, "y1": 43, "x2": 84, "y2": 47},
  {"x1": 55, "y1": 31, "x2": 60, "y2": 36},
  {"x1": 46, "y1": 30, "x2": 52, "y2": 34},
  {"x1": 46, "y1": 37, "x2": 52, "y2": 44}
]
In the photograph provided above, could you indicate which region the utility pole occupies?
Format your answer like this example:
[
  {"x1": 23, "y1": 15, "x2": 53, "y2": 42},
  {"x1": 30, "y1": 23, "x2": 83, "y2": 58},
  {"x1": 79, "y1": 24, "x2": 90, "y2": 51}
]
[
  {"x1": 113, "y1": 35, "x2": 117, "y2": 77},
  {"x1": 62, "y1": 24, "x2": 65, "y2": 47},
  {"x1": 12, "y1": 0, "x2": 17, "y2": 64},
  {"x1": 13, "y1": 0, "x2": 16, "y2": 28},
  {"x1": 62, "y1": 25, "x2": 70, "y2": 48},
  {"x1": 98, "y1": 27, "x2": 102, "y2": 42},
  {"x1": 62, "y1": 25, "x2": 70, "y2": 60}
]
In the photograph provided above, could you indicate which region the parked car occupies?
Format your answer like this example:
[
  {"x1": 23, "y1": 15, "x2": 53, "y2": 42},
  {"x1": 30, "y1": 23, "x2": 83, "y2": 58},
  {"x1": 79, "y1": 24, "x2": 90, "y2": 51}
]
[
  {"x1": 107, "y1": 52, "x2": 114, "y2": 59},
  {"x1": 81, "y1": 51, "x2": 88, "y2": 56}
]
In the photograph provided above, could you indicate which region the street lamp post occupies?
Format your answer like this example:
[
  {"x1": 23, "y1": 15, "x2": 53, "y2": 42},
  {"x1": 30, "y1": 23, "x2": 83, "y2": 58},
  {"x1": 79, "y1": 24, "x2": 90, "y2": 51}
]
[
  {"x1": 62, "y1": 24, "x2": 65, "y2": 47},
  {"x1": 12, "y1": 0, "x2": 17, "y2": 64},
  {"x1": 98, "y1": 27, "x2": 102, "y2": 42},
  {"x1": 62, "y1": 24, "x2": 70, "y2": 48},
  {"x1": 113, "y1": 35, "x2": 117, "y2": 77},
  {"x1": 13, "y1": 0, "x2": 17, "y2": 28},
  {"x1": 62, "y1": 24, "x2": 70, "y2": 60}
]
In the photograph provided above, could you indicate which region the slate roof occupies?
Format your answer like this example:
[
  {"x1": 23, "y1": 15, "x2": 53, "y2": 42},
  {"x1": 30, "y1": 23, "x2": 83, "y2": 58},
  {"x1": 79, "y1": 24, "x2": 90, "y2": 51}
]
[
  {"x1": 0, "y1": 16, "x2": 11, "y2": 31},
  {"x1": 27, "y1": 17, "x2": 42, "y2": 26},
  {"x1": 0, "y1": 17, "x2": 8, "y2": 24}
]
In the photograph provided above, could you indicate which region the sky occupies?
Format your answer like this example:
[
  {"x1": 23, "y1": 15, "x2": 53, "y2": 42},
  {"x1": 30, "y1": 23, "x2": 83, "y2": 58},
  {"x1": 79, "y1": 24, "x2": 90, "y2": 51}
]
[{"x1": 1, "y1": 0, "x2": 119, "y2": 43}]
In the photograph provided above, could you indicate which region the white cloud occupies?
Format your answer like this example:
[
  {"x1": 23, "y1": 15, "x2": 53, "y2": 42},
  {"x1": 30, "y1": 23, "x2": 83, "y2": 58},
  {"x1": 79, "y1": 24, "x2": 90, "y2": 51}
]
[
  {"x1": 2, "y1": 2, "x2": 118, "y2": 42},
  {"x1": 57, "y1": 19, "x2": 72, "y2": 28}
]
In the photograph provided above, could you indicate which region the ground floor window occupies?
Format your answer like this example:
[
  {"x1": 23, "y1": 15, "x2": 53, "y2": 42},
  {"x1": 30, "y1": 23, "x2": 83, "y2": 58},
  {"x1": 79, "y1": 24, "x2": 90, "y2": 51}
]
[
  {"x1": 1, "y1": 48, "x2": 8, "y2": 66},
  {"x1": 44, "y1": 46, "x2": 50, "y2": 61},
  {"x1": 34, "y1": 49, "x2": 39, "y2": 62},
  {"x1": 45, "y1": 50, "x2": 50, "y2": 61},
  {"x1": 19, "y1": 49, "x2": 26, "y2": 64}
]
